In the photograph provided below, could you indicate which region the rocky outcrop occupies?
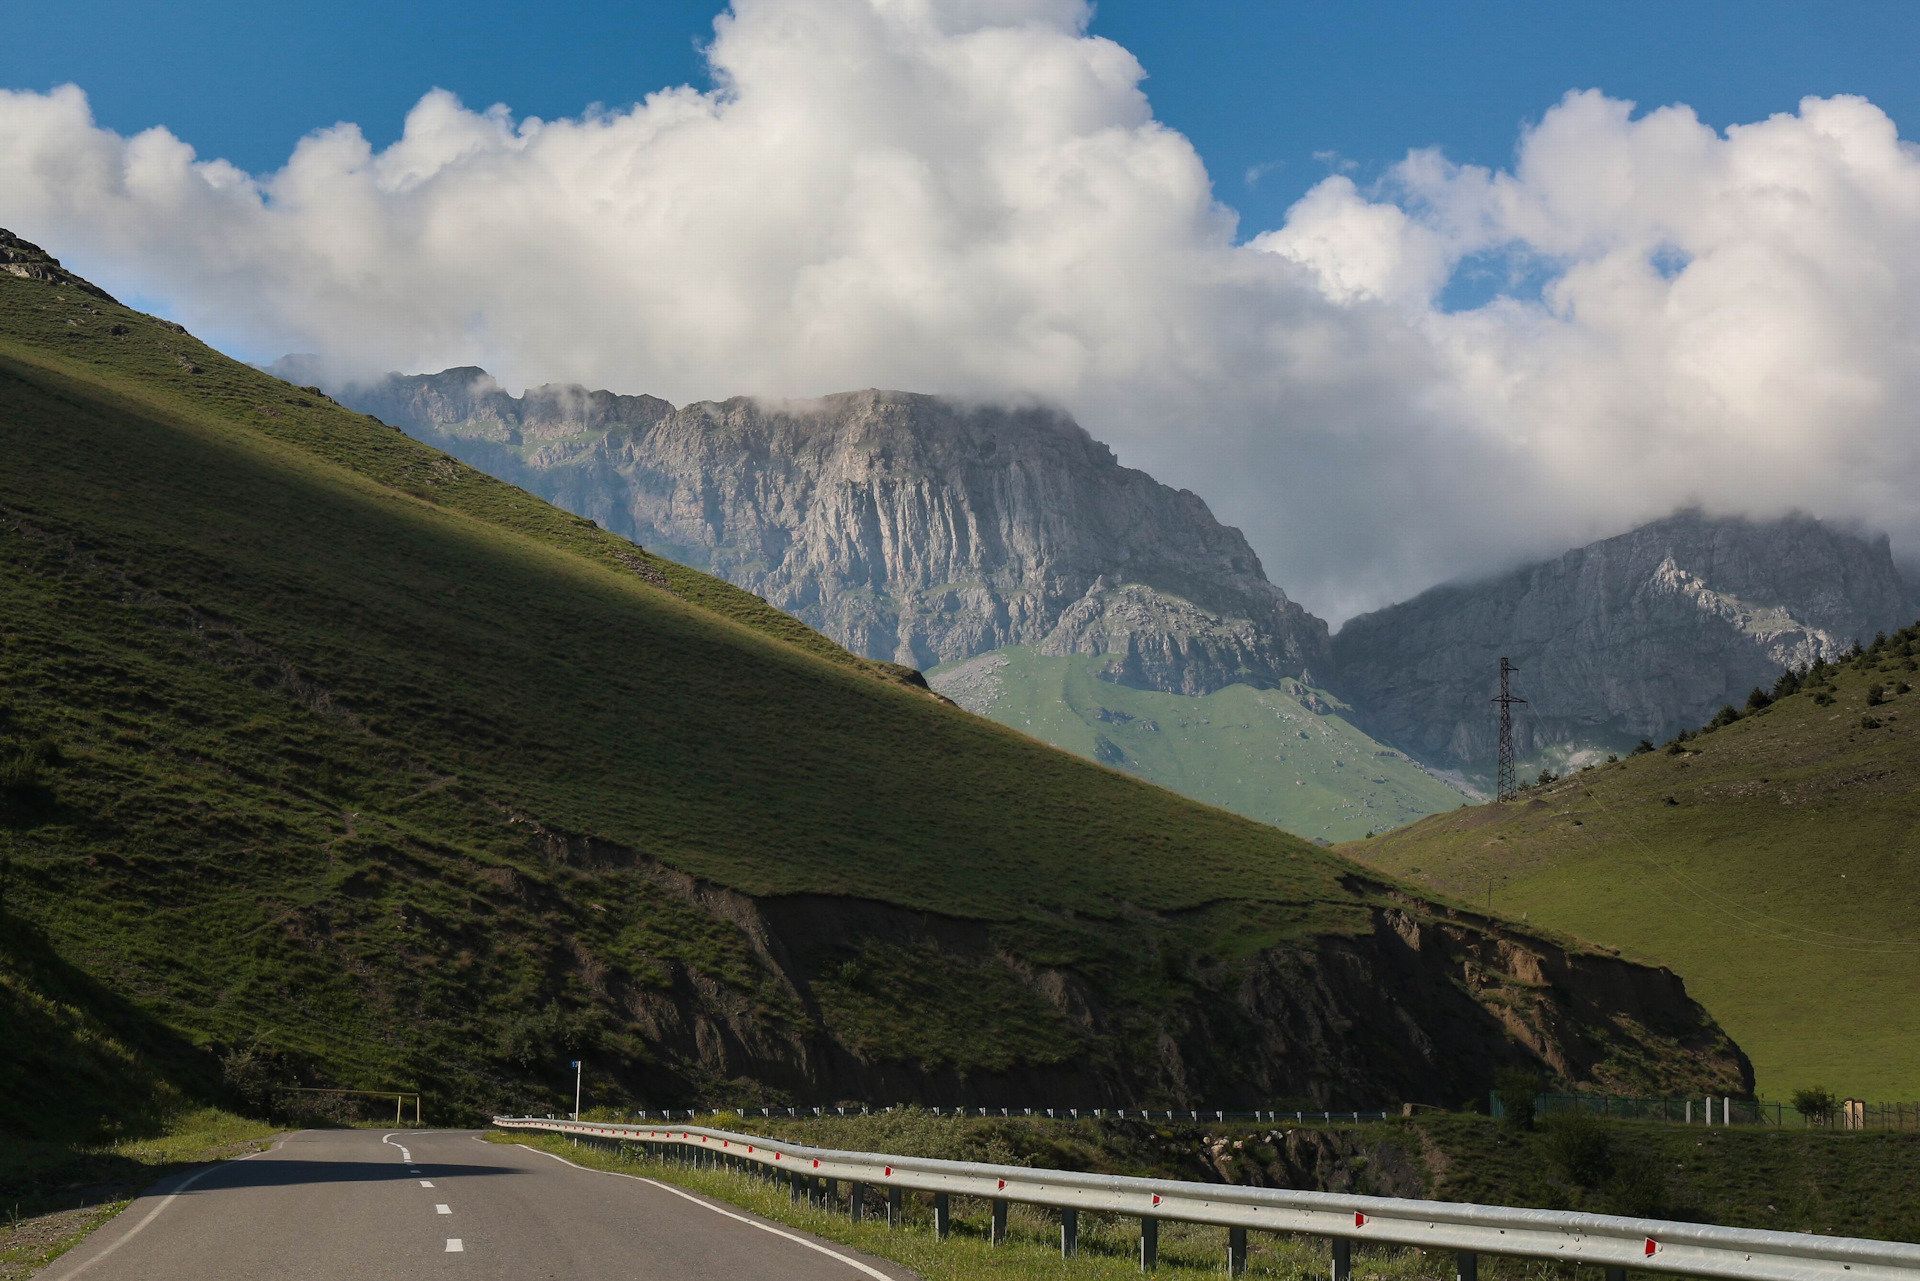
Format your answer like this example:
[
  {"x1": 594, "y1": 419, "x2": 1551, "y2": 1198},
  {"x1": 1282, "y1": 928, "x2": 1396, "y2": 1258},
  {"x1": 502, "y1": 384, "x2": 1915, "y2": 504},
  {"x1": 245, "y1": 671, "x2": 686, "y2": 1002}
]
[
  {"x1": 1332, "y1": 510, "x2": 1918, "y2": 766},
  {"x1": 0, "y1": 229, "x2": 118, "y2": 304},
  {"x1": 530, "y1": 824, "x2": 1748, "y2": 1110},
  {"x1": 323, "y1": 368, "x2": 1330, "y2": 695}
]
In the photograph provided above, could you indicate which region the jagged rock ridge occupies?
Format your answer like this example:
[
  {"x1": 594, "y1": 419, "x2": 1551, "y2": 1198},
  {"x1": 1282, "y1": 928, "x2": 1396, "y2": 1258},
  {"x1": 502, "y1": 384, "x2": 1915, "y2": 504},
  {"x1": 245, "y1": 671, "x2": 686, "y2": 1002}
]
[
  {"x1": 326, "y1": 366, "x2": 1331, "y2": 695},
  {"x1": 1332, "y1": 510, "x2": 1919, "y2": 766}
]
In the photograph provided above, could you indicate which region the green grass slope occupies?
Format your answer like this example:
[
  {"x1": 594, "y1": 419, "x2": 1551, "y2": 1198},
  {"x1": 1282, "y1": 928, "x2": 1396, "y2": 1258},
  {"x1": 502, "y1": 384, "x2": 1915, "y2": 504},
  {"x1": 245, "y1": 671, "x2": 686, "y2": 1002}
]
[
  {"x1": 1344, "y1": 634, "x2": 1920, "y2": 1100},
  {"x1": 0, "y1": 234, "x2": 1749, "y2": 1132},
  {"x1": 0, "y1": 239, "x2": 1394, "y2": 1124},
  {"x1": 929, "y1": 648, "x2": 1468, "y2": 842}
]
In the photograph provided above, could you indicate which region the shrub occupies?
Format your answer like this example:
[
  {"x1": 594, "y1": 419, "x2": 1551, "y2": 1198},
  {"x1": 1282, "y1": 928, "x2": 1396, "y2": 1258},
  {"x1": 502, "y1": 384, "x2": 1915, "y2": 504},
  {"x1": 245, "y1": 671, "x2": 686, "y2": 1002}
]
[
  {"x1": 1631, "y1": 739, "x2": 1654, "y2": 756},
  {"x1": 1536, "y1": 769, "x2": 1558, "y2": 786},
  {"x1": 0, "y1": 737, "x2": 61, "y2": 807},
  {"x1": 1772, "y1": 669, "x2": 1802, "y2": 700},
  {"x1": 1541, "y1": 1110, "x2": 1613, "y2": 1187},
  {"x1": 1813, "y1": 691, "x2": 1835, "y2": 706},
  {"x1": 1605, "y1": 753, "x2": 1618, "y2": 764},
  {"x1": 1867, "y1": 683, "x2": 1885, "y2": 707},
  {"x1": 1494, "y1": 1068, "x2": 1539, "y2": 1130},
  {"x1": 1603, "y1": 1144, "x2": 1668, "y2": 1217},
  {"x1": 1792, "y1": 1085, "x2": 1838, "y2": 1126},
  {"x1": 1862, "y1": 715, "x2": 1882, "y2": 730},
  {"x1": 1746, "y1": 687, "x2": 1773, "y2": 711},
  {"x1": 0, "y1": 751, "x2": 39, "y2": 795},
  {"x1": 1707, "y1": 705, "x2": 1742, "y2": 730}
]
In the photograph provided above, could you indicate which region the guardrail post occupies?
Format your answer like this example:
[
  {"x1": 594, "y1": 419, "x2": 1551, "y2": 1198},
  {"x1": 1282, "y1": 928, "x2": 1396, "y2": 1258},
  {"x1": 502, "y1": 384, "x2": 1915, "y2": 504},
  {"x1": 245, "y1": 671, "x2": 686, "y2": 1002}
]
[
  {"x1": 1455, "y1": 1250, "x2": 1477, "y2": 1281},
  {"x1": 887, "y1": 1185, "x2": 902, "y2": 1228},
  {"x1": 934, "y1": 1192, "x2": 950, "y2": 1239},
  {"x1": 1604, "y1": 1270, "x2": 1625, "y2": 1281},
  {"x1": 1061, "y1": 1208, "x2": 1079, "y2": 1258},
  {"x1": 790, "y1": 1170, "x2": 803, "y2": 1204},
  {"x1": 991, "y1": 1198, "x2": 1008, "y2": 1244},
  {"x1": 1330, "y1": 1236, "x2": 1352, "y2": 1281},
  {"x1": 849, "y1": 1182, "x2": 864, "y2": 1223},
  {"x1": 825, "y1": 1177, "x2": 838, "y2": 1207},
  {"x1": 1139, "y1": 1217, "x2": 1158, "y2": 1271},
  {"x1": 1227, "y1": 1225, "x2": 1247, "y2": 1276}
]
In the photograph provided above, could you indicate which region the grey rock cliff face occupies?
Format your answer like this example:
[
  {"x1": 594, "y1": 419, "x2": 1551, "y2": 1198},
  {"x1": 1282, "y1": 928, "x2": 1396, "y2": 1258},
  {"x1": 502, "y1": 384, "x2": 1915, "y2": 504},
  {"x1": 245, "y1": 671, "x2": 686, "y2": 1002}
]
[
  {"x1": 341, "y1": 369, "x2": 1330, "y2": 694},
  {"x1": 1332, "y1": 510, "x2": 1918, "y2": 765}
]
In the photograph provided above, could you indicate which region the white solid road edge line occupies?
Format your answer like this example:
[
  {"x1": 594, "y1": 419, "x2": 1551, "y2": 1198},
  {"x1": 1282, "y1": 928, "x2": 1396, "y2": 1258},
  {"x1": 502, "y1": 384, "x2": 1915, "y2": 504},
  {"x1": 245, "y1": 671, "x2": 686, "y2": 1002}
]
[
  {"x1": 47, "y1": 1140, "x2": 282, "y2": 1281},
  {"x1": 519, "y1": 1143, "x2": 897, "y2": 1281}
]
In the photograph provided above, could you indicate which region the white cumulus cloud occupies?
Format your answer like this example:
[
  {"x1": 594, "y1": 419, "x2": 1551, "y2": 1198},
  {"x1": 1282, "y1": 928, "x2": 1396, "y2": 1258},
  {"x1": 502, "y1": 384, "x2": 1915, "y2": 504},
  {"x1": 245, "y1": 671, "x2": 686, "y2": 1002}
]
[{"x1": 2, "y1": 1, "x2": 1919, "y2": 623}]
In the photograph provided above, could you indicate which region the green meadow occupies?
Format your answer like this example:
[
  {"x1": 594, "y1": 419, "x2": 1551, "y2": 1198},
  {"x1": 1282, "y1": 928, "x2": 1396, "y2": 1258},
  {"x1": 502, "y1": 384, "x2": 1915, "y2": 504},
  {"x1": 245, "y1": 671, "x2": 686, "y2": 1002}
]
[
  {"x1": 930, "y1": 647, "x2": 1467, "y2": 843},
  {"x1": 1348, "y1": 638, "x2": 1920, "y2": 1100}
]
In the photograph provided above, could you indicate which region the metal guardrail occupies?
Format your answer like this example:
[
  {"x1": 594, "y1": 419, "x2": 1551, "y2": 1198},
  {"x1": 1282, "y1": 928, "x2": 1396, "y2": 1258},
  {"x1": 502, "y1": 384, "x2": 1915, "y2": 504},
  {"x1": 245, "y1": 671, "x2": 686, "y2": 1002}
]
[{"x1": 493, "y1": 1116, "x2": 1920, "y2": 1280}]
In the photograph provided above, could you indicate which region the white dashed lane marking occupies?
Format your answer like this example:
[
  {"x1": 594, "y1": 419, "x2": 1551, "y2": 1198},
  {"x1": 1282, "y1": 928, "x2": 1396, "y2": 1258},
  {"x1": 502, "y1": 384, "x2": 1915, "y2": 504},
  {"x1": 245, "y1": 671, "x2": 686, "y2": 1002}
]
[
  {"x1": 436, "y1": 1204, "x2": 452, "y2": 1215},
  {"x1": 446, "y1": 1239, "x2": 464, "y2": 1253},
  {"x1": 419, "y1": 1180, "x2": 435, "y2": 1188}
]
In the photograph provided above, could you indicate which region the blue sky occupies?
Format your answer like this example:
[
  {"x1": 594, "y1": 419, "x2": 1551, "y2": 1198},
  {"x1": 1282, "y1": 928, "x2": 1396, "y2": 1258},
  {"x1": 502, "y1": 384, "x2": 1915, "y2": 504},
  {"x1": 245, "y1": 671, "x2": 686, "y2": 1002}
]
[
  {"x1": 8, "y1": 1, "x2": 1920, "y2": 614},
  {"x1": 7, "y1": 1, "x2": 1916, "y2": 238}
]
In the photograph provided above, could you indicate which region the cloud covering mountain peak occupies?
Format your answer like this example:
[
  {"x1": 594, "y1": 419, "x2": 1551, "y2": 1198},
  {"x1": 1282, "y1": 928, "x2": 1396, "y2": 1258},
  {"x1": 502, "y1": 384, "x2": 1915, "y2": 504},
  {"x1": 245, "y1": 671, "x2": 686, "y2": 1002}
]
[{"x1": 4, "y1": 0, "x2": 1919, "y2": 621}]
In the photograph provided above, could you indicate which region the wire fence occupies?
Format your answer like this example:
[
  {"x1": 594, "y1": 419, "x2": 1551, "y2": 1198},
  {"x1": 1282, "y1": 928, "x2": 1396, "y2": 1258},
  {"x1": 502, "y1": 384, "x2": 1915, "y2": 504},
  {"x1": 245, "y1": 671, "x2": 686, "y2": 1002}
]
[
  {"x1": 586, "y1": 1105, "x2": 1393, "y2": 1125},
  {"x1": 1498, "y1": 1092, "x2": 1920, "y2": 1129}
]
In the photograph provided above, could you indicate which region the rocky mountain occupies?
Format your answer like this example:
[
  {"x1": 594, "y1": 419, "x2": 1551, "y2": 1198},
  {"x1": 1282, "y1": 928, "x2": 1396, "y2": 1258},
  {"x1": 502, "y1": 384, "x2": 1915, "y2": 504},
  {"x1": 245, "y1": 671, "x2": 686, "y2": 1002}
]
[
  {"x1": 316, "y1": 365, "x2": 1330, "y2": 696},
  {"x1": 1332, "y1": 510, "x2": 1919, "y2": 769}
]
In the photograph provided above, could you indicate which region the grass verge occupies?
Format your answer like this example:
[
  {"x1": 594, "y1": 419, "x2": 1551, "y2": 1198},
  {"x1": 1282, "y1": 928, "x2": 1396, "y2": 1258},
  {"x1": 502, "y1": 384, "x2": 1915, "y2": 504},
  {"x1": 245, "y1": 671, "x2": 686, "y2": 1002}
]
[
  {"x1": 492, "y1": 1131, "x2": 1600, "y2": 1280},
  {"x1": 0, "y1": 1108, "x2": 278, "y2": 1280}
]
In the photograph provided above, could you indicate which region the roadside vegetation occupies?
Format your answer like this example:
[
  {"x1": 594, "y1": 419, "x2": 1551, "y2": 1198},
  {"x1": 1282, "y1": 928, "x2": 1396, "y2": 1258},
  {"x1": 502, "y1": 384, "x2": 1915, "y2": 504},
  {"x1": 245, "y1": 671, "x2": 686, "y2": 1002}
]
[
  {"x1": 0, "y1": 1108, "x2": 276, "y2": 1280},
  {"x1": 1344, "y1": 625, "x2": 1920, "y2": 1099},
  {"x1": 590, "y1": 1107, "x2": 1920, "y2": 1241},
  {"x1": 498, "y1": 1104, "x2": 1920, "y2": 1279}
]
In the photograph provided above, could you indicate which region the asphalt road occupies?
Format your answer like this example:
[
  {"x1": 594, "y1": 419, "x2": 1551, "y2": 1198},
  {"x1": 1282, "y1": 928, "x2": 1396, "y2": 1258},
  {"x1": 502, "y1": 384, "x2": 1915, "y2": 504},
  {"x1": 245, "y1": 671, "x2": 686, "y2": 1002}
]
[{"x1": 43, "y1": 1128, "x2": 916, "y2": 1281}]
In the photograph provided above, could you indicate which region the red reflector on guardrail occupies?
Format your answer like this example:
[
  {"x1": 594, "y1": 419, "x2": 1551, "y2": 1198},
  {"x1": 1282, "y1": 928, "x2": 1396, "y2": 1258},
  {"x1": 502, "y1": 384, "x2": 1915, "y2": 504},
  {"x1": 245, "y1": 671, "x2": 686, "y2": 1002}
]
[
  {"x1": 998, "y1": 1180, "x2": 1006, "y2": 1190},
  {"x1": 1356, "y1": 1213, "x2": 1368, "y2": 1227},
  {"x1": 1645, "y1": 1238, "x2": 1659, "y2": 1257},
  {"x1": 1152, "y1": 1195, "x2": 1161, "y2": 1206},
  {"x1": 884, "y1": 1166, "x2": 892, "y2": 1176}
]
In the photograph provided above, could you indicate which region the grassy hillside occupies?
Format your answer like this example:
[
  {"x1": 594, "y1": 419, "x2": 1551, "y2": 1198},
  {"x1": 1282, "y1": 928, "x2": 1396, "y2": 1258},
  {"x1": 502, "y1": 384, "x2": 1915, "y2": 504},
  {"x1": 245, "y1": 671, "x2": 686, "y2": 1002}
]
[
  {"x1": 0, "y1": 234, "x2": 1749, "y2": 1139},
  {"x1": 1344, "y1": 633, "x2": 1920, "y2": 1100},
  {"x1": 928, "y1": 648, "x2": 1468, "y2": 842},
  {"x1": 0, "y1": 238, "x2": 1377, "y2": 1127}
]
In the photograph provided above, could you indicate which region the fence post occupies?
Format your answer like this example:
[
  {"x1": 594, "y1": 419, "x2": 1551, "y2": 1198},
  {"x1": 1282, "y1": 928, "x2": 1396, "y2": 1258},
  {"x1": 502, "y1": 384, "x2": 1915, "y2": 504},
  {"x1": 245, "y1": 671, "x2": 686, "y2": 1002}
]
[
  {"x1": 991, "y1": 1199, "x2": 1008, "y2": 1245},
  {"x1": 1139, "y1": 1217, "x2": 1159, "y2": 1272},
  {"x1": 934, "y1": 1193, "x2": 950, "y2": 1239},
  {"x1": 1061, "y1": 1208, "x2": 1079, "y2": 1258},
  {"x1": 1228, "y1": 1226, "x2": 1248, "y2": 1276},
  {"x1": 1330, "y1": 1236, "x2": 1352, "y2": 1281}
]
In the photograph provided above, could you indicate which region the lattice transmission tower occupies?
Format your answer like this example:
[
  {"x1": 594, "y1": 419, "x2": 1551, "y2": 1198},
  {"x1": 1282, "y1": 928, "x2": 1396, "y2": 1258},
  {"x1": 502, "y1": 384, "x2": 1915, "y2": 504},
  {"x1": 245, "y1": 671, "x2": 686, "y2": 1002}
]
[{"x1": 1492, "y1": 657, "x2": 1526, "y2": 802}]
